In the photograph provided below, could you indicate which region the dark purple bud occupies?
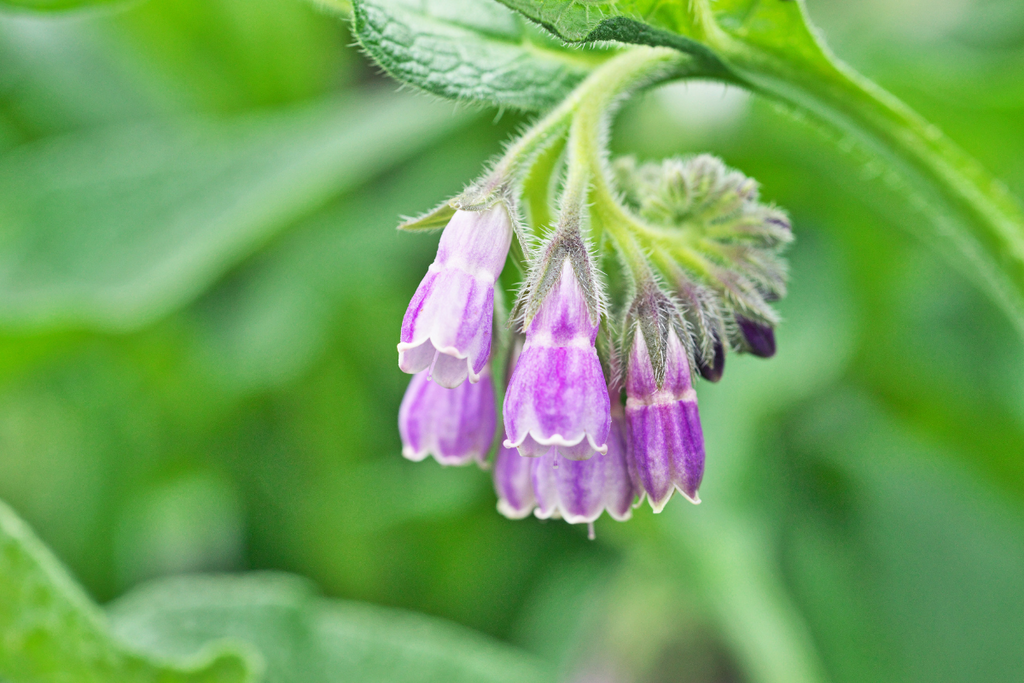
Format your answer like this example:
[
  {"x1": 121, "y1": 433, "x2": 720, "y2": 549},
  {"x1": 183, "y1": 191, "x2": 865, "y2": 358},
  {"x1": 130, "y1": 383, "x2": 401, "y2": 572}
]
[
  {"x1": 697, "y1": 337, "x2": 725, "y2": 383},
  {"x1": 736, "y1": 316, "x2": 776, "y2": 358},
  {"x1": 765, "y1": 212, "x2": 791, "y2": 232}
]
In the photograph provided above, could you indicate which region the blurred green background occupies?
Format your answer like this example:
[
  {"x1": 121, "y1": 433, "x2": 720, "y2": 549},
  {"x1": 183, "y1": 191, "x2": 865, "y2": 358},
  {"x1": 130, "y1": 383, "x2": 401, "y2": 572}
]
[{"x1": 1, "y1": 0, "x2": 1023, "y2": 681}]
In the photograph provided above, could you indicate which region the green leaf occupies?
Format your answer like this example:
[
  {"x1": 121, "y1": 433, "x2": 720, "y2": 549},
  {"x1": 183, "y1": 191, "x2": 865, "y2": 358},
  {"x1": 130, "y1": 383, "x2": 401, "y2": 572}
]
[
  {"x1": 351, "y1": 0, "x2": 603, "y2": 112},
  {"x1": 398, "y1": 200, "x2": 457, "y2": 232},
  {"x1": 108, "y1": 573, "x2": 558, "y2": 683},
  {"x1": 492, "y1": 0, "x2": 730, "y2": 79},
  {"x1": 497, "y1": 0, "x2": 1024, "y2": 339},
  {"x1": 0, "y1": 90, "x2": 473, "y2": 333},
  {"x1": 0, "y1": 498, "x2": 257, "y2": 683}
]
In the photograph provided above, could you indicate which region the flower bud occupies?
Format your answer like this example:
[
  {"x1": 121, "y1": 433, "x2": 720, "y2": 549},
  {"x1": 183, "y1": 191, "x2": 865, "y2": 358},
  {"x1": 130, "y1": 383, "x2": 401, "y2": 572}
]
[
  {"x1": 398, "y1": 204, "x2": 513, "y2": 388},
  {"x1": 697, "y1": 337, "x2": 725, "y2": 383},
  {"x1": 626, "y1": 328, "x2": 705, "y2": 511},
  {"x1": 398, "y1": 367, "x2": 496, "y2": 467},
  {"x1": 531, "y1": 412, "x2": 634, "y2": 524},
  {"x1": 735, "y1": 315, "x2": 776, "y2": 358},
  {"x1": 493, "y1": 441, "x2": 536, "y2": 519},
  {"x1": 503, "y1": 260, "x2": 611, "y2": 460}
]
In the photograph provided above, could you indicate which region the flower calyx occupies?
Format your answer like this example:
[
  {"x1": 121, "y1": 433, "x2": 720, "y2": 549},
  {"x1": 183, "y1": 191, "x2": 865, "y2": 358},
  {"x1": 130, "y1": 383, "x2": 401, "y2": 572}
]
[{"x1": 620, "y1": 280, "x2": 691, "y2": 393}]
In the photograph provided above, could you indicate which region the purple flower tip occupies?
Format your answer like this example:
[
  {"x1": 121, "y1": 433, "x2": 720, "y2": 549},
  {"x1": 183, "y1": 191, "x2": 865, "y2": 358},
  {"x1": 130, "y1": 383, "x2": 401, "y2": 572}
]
[
  {"x1": 697, "y1": 338, "x2": 725, "y2": 383},
  {"x1": 736, "y1": 315, "x2": 776, "y2": 358},
  {"x1": 531, "y1": 416, "x2": 633, "y2": 524},
  {"x1": 503, "y1": 260, "x2": 611, "y2": 460},
  {"x1": 399, "y1": 368, "x2": 496, "y2": 467},
  {"x1": 626, "y1": 329, "x2": 705, "y2": 511},
  {"x1": 398, "y1": 205, "x2": 513, "y2": 388}
]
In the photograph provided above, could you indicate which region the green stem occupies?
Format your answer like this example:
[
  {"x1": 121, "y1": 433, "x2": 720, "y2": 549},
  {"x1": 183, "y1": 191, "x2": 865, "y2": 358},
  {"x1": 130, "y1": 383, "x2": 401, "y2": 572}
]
[
  {"x1": 813, "y1": 72, "x2": 1024, "y2": 335},
  {"x1": 558, "y1": 47, "x2": 690, "y2": 264},
  {"x1": 520, "y1": 134, "x2": 567, "y2": 234},
  {"x1": 498, "y1": 47, "x2": 687, "y2": 225},
  {"x1": 690, "y1": 1, "x2": 1024, "y2": 337}
]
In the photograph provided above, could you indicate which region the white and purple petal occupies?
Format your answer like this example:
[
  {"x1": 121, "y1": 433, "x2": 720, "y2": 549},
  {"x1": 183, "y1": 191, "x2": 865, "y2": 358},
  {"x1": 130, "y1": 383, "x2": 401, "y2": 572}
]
[
  {"x1": 530, "y1": 416, "x2": 633, "y2": 524},
  {"x1": 503, "y1": 260, "x2": 610, "y2": 459},
  {"x1": 626, "y1": 328, "x2": 705, "y2": 511},
  {"x1": 626, "y1": 396, "x2": 704, "y2": 510},
  {"x1": 494, "y1": 441, "x2": 536, "y2": 519},
  {"x1": 398, "y1": 368, "x2": 496, "y2": 467},
  {"x1": 398, "y1": 205, "x2": 513, "y2": 388}
]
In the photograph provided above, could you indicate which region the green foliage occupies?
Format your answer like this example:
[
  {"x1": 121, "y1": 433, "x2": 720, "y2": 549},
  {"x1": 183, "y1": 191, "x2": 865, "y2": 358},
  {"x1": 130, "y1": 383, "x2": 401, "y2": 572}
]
[
  {"x1": 348, "y1": 0, "x2": 1024, "y2": 339},
  {"x1": 109, "y1": 573, "x2": 556, "y2": 683},
  {"x1": 351, "y1": 0, "x2": 601, "y2": 111},
  {"x1": 2, "y1": 2, "x2": 1024, "y2": 683},
  {"x1": 493, "y1": 0, "x2": 728, "y2": 76},
  {"x1": 0, "y1": 91, "x2": 472, "y2": 332},
  {"x1": 397, "y1": 200, "x2": 457, "y2": 232},
  {"x1": 1, "y1": 498, "x2": 556, "y2": 683},
  {"x1": 0, "y1": 499, "x2": 256, "y2": 683},
  {"x1": 496, "y1": 0, "x2": 1024, "y2": 338}
]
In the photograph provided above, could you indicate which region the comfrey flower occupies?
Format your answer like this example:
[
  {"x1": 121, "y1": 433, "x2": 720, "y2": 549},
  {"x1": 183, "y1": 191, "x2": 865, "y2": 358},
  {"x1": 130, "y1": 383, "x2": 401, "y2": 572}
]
[
  {"x1": 626, "y1": 325, "x2": 705, "y2": 510},
  {"x1": 494, "y1": 342, "x2": 632, "y2": 528},
  {"x1": 398, "y1": 204, "x2": 513, "y2": 388},
  {"x1": 531, "y1": 412, "x2": 634, "y2": 526},
  {"x1": 503, "y1": 258, "x2": 611, "y2": 460},
  {"x1": 495, "y1": 423, "x2": 634, "y2": 533},
  {"x1": 398, "y1": 367, "x2": 496, "y2": 467},
  {"x1": 391, "y1": 62, "x2": 793, "y2": 532}
]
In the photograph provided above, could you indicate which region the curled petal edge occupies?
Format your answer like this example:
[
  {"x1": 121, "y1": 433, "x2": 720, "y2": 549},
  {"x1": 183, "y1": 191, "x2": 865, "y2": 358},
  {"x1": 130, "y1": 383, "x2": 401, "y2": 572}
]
[
  {"x1": 396, "y1": 340, "x2": 485, "y2": 385},
  {"x1": 401, "y1": 444, "x2": 489, "y2": 469},
  {"x1": 533, "y1": 505, "x2": 632, "y2": 525},
  {"x1": 634, "y1": 487, "x2": 702, "y2": 513},
  {"x1": 502, "y1": 432, "x2": 609, "y2": 457},
  {"x1": 497, "y1": 500, "x2": 535, "y2": 520}
]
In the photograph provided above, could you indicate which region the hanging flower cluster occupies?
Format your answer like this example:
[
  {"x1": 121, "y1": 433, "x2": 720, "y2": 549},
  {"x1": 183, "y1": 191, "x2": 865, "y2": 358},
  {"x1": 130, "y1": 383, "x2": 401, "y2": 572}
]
[{"x1": 394, "y1": 47, "x2": 792, "y2": 534}]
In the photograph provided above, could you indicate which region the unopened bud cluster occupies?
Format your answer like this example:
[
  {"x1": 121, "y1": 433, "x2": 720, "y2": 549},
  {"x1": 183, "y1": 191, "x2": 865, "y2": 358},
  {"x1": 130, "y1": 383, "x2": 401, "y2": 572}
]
[{"x1": 613, "y1": 155, "x2": 792, "y2": 372}]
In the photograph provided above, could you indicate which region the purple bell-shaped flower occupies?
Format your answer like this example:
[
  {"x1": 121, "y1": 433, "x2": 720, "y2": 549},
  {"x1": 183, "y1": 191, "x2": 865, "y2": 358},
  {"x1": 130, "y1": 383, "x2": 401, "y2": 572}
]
[
  {"x1": 530, "y1": 412, "x2": 634, "y2": 524},
  {"x1": 503, "y1": 260, "x2": 611, "y2": 460},
  {"x1": 626, "y1": 327, "x2": 705, "y2": 510},
  {"x1": 398, "y1": 204, "x2": 513, "y2": 388},
  {"x1": 398, "y1": 367, "x2": 496, "y2": 467}
]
